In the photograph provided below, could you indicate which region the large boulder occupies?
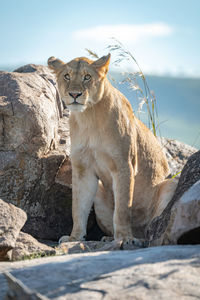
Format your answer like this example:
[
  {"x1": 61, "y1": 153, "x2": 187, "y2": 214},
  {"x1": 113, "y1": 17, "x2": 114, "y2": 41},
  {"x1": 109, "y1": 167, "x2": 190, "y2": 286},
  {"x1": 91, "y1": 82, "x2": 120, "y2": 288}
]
[
  {"x1": 147, "y1": 150, "x2": 200, "y2": 245},
  {"x1": 0, "y1": 65, "x2": 73, "y2": 240},
  {"x1": 0, "y1": 199, "x2": 27, "y2": 260},
  {"x1": 163, "y1": 150, "x2": 200, "y2": 244},
  {"x1": 165, "y1": 180, "x2": 200, "y2": 244}
]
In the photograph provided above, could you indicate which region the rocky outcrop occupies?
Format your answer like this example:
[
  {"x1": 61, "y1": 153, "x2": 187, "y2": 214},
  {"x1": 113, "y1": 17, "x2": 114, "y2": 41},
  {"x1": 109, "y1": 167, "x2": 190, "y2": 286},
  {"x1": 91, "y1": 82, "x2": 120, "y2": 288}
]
[
  {"x1": 162, "y1": 150, "x2": 200, "y2": 245},
  {"x1": 0, "y1": 65, "x2": 73, "y2": 240},
  {"x1": 165, "y1": 180, "x2": 200, "y2": 244},
  {"x1": 0, "y1": 199, "x2": 27, "y2": 260},
  {"x1": 147, "y1": 150, "x2": 200, "y2": 245},
  {"x1": 1, "y1": 245, "x2": 200, "y2": 299},
  {"x1": 0, "y1": 198, "x2": 56, "y2": 261}
]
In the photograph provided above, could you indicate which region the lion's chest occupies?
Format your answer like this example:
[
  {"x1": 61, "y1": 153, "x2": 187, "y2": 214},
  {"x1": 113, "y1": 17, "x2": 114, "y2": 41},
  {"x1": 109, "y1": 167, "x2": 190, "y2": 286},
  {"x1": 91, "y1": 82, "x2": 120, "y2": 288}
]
[{"x1": 72, "y1": 131, "x2": 114, "y2": 185}]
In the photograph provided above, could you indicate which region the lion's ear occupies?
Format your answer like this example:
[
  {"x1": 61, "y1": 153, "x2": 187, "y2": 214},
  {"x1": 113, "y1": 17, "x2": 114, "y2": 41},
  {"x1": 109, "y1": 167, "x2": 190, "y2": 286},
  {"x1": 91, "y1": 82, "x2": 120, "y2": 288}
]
[
  {"x1": 47, "y1": 56, "x2": 65, "y2": 71},
  {"x1": 92, "y1": 53, "x2": 111, "y2": 75}
]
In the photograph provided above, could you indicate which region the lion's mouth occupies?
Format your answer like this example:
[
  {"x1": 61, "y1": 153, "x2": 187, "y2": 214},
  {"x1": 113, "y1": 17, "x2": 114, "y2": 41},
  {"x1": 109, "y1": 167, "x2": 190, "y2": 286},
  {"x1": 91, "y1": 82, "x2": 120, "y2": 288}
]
[{"x1": 69, "y1": 101, "x2": 83, "y2": 105}]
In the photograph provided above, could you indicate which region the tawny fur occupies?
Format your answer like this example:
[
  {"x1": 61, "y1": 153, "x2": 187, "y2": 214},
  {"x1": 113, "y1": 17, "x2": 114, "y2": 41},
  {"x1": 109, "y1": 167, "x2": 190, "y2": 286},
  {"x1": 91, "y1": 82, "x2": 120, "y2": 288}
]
[{"x1": 48, "y1": 54, "x2": 177, "y2": 244}]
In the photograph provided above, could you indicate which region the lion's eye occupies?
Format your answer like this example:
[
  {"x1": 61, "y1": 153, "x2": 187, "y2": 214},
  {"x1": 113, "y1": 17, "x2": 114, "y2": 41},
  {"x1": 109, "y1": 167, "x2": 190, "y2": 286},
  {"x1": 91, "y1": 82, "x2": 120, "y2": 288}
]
[
  {"x1": 84, "y1": 74, "x2": 91, "y2": 81},
  {"x1": 64, "y1": 73, "x2": 70, "y2": 81}
]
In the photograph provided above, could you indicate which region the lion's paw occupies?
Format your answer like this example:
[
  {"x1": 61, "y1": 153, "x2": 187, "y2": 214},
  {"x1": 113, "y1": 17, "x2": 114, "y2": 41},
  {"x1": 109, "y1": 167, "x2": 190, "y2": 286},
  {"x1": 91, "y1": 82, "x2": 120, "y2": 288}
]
[
  {"x1": 116, "y1": 236, "x2": 146, "y2": 248},
  {"x1": 134, "y1": 237, "x2": 145, "y2": 247},
  {"x1": 58, "y1": 235, "x2": 70, "y2": 244},
  {"x1": 101, "y1": 236, "x2": 114, "y2": 242}
]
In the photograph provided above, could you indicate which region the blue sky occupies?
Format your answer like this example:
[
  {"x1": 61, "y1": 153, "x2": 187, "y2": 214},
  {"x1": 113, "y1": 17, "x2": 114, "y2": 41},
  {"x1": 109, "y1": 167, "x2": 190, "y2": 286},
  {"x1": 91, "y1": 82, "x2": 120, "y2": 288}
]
[{"x1": 1, "y1": 0, "x2": 200, "y2": 77}]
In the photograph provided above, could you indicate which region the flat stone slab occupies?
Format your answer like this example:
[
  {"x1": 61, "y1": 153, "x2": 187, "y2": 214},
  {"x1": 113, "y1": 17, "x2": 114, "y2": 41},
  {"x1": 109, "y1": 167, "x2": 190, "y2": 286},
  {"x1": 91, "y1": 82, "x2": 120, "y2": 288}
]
[{"x1": 0, "y1": 245, "x2": 200, "y2": 299}]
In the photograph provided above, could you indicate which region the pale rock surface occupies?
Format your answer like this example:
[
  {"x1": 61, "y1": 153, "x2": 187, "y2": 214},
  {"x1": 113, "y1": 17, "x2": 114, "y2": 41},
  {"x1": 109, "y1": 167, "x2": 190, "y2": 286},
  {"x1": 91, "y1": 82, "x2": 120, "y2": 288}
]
[
  {"x1": 0, "y1": 245, "x2": 200, "y2": 299},
  {"x1": 0, "y1": 199, "x2": 27, "y2": 260},
  {"x1": 162, "y1": 150, "x2": 200, "y2": 244},
  {"x1": 147, "y1": 150, "x2": 200, "y2": 245},
  {"x1": 165, "y1": 180, "x2": 200, "y2": 244}
]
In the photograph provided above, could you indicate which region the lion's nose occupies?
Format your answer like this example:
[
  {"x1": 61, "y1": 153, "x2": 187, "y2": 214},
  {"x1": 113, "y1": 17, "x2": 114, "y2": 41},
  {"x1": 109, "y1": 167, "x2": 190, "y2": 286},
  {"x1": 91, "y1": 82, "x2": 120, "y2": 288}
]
[{"x1": 69, "y1": 92, "x2": 82, "y2": 100}]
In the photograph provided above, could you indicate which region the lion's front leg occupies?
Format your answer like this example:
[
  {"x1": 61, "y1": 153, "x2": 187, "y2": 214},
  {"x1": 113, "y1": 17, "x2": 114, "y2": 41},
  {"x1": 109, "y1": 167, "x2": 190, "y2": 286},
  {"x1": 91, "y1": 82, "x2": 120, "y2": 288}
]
[
  {"x1": 60, "y1": 165, "x2": 98, "y2": 243},
  {"x1": 112, "y1": 161, "x2": 142, "y2": 246}
]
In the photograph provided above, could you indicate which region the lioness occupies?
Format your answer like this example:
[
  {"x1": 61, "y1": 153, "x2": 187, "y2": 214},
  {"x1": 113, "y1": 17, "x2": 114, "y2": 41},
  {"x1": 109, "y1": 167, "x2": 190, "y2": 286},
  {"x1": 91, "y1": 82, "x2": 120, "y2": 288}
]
[{"x1": 48, "y1": 54, "x2": 177, "y2": 245}]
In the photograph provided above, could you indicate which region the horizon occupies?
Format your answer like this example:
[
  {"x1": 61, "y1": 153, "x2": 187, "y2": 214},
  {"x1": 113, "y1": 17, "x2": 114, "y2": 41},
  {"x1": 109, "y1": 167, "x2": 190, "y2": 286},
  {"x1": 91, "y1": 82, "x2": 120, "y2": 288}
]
[{"x1": 1, "y1": 63, "x2": 200, "y2": 80}]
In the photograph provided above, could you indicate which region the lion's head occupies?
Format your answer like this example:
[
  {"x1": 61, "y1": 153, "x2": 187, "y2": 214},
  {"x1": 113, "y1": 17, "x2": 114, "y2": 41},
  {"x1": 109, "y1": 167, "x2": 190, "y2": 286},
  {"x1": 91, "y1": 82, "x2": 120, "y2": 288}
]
[{"x1": 48, "y1": 54, "x2": 110, "y2": 113}]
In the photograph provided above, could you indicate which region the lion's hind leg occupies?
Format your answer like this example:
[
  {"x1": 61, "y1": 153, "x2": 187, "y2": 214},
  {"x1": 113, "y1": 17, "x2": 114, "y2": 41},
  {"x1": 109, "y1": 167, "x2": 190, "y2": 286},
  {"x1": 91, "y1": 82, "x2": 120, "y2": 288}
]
[
  {"x1": 94, "y1": 182, "x2": 145, "y2": 247},
  {"x1": 153, "y1": 178, "x2": 178, "y2": 219}
]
